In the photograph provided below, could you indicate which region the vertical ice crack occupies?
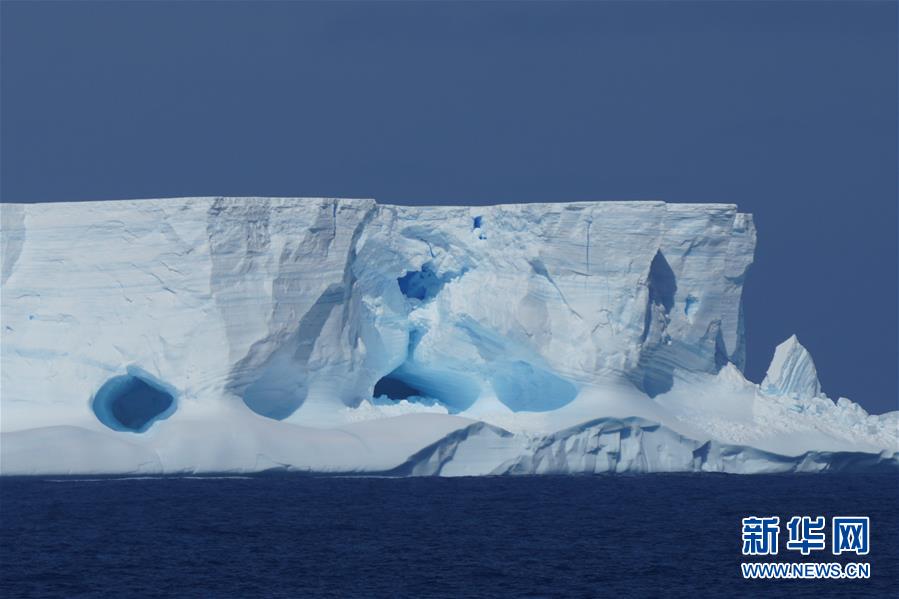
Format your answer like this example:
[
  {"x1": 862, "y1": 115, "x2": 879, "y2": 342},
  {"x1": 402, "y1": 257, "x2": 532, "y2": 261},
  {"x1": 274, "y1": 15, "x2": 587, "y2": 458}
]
[{"x1": 585, "y1": 219, "x2": 592, "y2": 273}]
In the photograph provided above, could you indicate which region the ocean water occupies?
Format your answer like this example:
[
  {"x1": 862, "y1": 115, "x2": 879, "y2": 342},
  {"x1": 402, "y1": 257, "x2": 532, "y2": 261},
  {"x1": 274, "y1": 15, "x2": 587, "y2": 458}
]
[{"x1": 1, "y1": 474, "x2": 896, "y2": 598}]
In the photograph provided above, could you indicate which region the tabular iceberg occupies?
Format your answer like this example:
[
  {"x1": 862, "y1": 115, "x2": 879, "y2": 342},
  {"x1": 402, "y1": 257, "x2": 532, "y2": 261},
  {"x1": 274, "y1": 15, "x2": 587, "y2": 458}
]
[{"x1": 1, "y1": 197, "x2": 896, "y2": 475}]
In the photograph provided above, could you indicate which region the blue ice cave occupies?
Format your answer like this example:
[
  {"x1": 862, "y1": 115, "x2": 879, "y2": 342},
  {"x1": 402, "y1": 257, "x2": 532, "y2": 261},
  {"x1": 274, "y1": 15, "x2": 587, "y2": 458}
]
[
  {"x1": 92, "y1": 372, "x2": 176, "y2": 432},
  {"x1": 397, "y1": 263, "x2": 454, "y2": 302},
  {"x1": 491, "y1": 361, "x2": 578, "y2": 412}
]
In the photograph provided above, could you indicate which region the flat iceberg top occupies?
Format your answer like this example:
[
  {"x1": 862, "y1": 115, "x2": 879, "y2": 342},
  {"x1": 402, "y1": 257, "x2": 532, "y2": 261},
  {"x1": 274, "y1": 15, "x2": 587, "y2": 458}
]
[
  {"x1": 1, "y1": 196, "x2": 743, "y2": 212},
  {"x1": 1, "y1": 196, "x2": 895, "y2": 476}
]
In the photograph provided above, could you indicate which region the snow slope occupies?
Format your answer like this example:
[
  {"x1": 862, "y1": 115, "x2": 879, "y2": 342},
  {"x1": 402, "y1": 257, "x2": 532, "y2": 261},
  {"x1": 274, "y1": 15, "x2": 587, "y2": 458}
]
[{"x1": 1, "y1": 197, "x2": 895, "y2": 475}]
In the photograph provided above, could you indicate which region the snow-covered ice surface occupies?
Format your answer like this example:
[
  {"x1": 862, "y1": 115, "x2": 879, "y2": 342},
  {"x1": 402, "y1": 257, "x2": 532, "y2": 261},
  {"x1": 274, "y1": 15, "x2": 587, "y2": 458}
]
[{"x1": 1, "y1": 197, "x2": 896, "y2": 475}]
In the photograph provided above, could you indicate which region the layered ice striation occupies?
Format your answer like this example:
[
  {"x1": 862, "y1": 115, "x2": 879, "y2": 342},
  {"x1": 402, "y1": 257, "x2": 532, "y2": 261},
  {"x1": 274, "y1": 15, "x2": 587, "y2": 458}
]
[{"x1": 0, "y1": 198, "x2": 895, "y2": 475}]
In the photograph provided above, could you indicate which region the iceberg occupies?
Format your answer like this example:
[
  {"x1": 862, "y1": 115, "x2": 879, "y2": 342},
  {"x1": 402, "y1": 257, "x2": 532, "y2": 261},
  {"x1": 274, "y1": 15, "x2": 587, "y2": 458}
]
[
  {"x1": 1, "y1": 197, "x2": 896, "y2": 475},
  {"x1": 761, "y1": 334, "x2": 821, "y2": 399}
]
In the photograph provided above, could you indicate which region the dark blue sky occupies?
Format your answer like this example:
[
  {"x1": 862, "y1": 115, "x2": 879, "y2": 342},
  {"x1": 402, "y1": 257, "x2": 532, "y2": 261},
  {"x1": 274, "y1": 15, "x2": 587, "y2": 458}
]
[{"x1": 1, "y1": 1, "x2": 896, "y2": 413}]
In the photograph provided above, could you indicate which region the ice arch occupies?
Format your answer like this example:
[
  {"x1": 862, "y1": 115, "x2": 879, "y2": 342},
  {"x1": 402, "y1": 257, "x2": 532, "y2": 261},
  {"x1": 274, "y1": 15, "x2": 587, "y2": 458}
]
[
  {"x1": 397, "y1": 262, "x2": 457, "y2": 302},
  {"x1": 372, "y1": 363, "x2": 480, "y2": 411},
  {"x1": 373, "y1": 375, "x2": 426, "y2": 400},
  {"x1": 92, "y1": 371, "x2": 176, "y2": 432}
]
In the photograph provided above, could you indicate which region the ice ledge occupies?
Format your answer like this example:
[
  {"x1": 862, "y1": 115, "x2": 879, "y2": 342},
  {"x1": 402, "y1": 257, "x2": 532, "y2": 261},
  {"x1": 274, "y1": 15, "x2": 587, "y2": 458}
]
[
  {"x1": 3, "y1": 416, "x2": 894, "y2": 477},
  {"x1": 390, "y1": 417, "x2": 899, "y2": 476}
]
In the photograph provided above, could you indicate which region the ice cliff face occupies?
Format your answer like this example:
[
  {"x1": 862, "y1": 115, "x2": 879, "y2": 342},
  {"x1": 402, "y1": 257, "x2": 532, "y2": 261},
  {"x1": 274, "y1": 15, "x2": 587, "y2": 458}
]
[{"x1": 1, "y1": 198, "x2": 895, "y2": 476}]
